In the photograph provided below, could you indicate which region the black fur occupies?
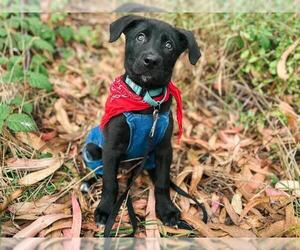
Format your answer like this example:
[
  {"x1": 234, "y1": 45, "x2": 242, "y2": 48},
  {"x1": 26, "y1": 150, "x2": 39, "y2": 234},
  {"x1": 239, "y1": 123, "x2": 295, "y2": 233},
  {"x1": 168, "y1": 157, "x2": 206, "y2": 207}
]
[{"x1": 87, "y1": 15, "x2": 201, "y2": 227}]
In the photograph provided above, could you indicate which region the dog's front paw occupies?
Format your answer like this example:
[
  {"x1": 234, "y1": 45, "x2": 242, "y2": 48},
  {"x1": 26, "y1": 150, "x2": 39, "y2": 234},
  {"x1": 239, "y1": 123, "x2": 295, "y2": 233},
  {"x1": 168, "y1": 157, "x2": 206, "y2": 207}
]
[
  {"x1": 94, "y1": 205, "x2": 110, "y2": 226},
  {"x1": 156, "y1": 201, "x2": 180, "y2": 227}
]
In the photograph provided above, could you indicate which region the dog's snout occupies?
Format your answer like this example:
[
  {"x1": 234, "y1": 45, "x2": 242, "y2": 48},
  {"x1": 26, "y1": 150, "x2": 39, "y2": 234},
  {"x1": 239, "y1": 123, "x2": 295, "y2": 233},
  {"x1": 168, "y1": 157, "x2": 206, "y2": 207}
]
[{"x1": 143, "y1": 54, "x2": 162, "y2": 67}]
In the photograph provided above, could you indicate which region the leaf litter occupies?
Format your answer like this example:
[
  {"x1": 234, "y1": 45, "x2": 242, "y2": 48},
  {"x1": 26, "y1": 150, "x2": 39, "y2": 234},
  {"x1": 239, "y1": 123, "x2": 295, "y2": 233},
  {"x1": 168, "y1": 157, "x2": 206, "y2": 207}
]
[{"x1": 1, "y1": 13, "x2": 300, "y2": 238}]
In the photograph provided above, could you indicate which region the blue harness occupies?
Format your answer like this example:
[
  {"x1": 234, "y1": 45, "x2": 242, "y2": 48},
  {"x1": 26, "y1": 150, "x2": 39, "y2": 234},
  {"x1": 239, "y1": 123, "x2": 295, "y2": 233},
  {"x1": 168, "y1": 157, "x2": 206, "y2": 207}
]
[{"x1": 82, "y1": 76, "x2": 170, "y2": 175}]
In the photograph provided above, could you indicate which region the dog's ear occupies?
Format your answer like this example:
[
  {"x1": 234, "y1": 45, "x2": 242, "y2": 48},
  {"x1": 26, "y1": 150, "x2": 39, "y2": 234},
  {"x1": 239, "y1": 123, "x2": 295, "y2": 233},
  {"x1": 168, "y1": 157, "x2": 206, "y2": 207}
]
[
  {"x1": 109, "y1": 15, "x2": 145, "y2": 43},
  {"x1": 177, "y1": 28, "x2": 201, "y2": 65}
]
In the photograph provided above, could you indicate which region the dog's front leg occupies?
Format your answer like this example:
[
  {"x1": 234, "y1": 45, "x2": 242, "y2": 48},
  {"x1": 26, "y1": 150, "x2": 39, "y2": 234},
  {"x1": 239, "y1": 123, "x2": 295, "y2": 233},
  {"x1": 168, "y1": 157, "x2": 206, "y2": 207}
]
[
  {"x1": 94, "y1": 116, "x2": 129, "y2": 225},
  {"x1": 153, "y1": 114, "x2": 180, "y2": 226}
]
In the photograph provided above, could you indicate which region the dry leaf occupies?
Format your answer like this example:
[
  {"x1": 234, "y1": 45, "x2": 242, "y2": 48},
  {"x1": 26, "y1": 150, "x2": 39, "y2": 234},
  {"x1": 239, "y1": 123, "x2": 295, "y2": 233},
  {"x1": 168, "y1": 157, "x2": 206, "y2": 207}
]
[
  {"x1": 279, "y1": 101, "x2": 299, "y2": 131},
  {"x1": 208, "y1": 133, "x2": 218, "y2": 150},
  {"x1": 5, "y1": 157, "x2": 59, "y2": 171},
  {"x1": 275, "y1": 180, "x2": 300, "y2": 191},
  {"x1": 259, "y1": 220, "x2": 285, "y2": 237},
  {"x1": 239, "y1": 197, "x2": 270, "y2": 221},
  {"x1": 176, "y1": 167, "x2": 193, "y2": 186},
  {"x1": 181, "y1": 212, "x2": 218, "y2": 237},
  {"x1": 219, "y1": 208, "x2": 226, "y2": 224},
  {"x1": 265, "y1": 187, "x2": 289, "y2": 197},
  {"x1": 13, "y1": 238, "x2": 45, "y2": 250},
  {"x1": 63, "y1": 228, "x2": 72, "y2": 237},
  {"x1": 211, "y1": 193, "x2": 220, "y2": 215},
  {"x1": 42, "y1": 219, "x2": 72, "y2": 237},
  {"x1": 231, "y1": 192, "x2": 243, "y2": 215},
  {"x1": 18, "y1": 158, "x2": 63, "y2": 186},
  {"x1": 178, "y1": 183, "x2": 190, "y2": 212},
  {"x1": 159, "y1": 225, "x2": 193, "y2": 236},
  {"x1": 16, "y1": 132, "x2": 54, "y2": 154},
  {"x1": 13, "y1": 214, "x2": 71, "y2": 237},
  {"x1": 145, "y1": 186, "x2": 160, "y2": 238},
  {"x1": 277, "y1": 38, "x2": 300, "y2": 80},
  {"x1": 70, "y1": 193, "x2": 82, "y2": 237},
  {"x1": 210, "y1": 223, "x2": 256, "y2": 237},
  {"x1": 9, "y1": 201, "x2": 70, "y2": 216},
  {"x1": 0, "y1": 189, "x2": 23, "y2": 213},
  {"x1": 187, "y1": 150, "x2": 204, "y2": 194},
  {"x1": 222, "y1": 196, "x2": 240, "y2": 225},
  {"x1": 54, "y1": 98, "x2": 80, "y2": 133}
]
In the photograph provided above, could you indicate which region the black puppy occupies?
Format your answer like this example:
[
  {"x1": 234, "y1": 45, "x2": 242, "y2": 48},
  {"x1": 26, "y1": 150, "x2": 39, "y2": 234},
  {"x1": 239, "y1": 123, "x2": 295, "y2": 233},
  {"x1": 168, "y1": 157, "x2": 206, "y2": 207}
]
[{"x1": 85, "y1": 15, "x2": 201, "y2": 227}]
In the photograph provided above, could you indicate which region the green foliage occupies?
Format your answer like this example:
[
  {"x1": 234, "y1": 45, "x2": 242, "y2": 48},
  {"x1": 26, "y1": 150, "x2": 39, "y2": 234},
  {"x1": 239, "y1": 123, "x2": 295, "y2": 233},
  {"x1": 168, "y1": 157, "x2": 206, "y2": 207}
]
[
  {"x1": 0, "y1": 104, "x2": 11, "y2": 121},
  {"x1": 227, "y1": 14, "x2": 300, "y2": 99},
  {"x1": 27, "y1": 71, "x2": 53, "y2": 91},
  {"x1": 10, "y1": 96, "x2": 33, "y2": 114},
  {"x1": 6, "y1": 113, "x2": 37, "y2": 132},
  {"x1": 57, "y1": 26, "x2": 74, "y2": 42},
  {"x1": 33, "y1": 38, "x2": 54, "y2": 53},
  {"x1": 0, "y1": 12, "x2": 102, "y2": 133}
]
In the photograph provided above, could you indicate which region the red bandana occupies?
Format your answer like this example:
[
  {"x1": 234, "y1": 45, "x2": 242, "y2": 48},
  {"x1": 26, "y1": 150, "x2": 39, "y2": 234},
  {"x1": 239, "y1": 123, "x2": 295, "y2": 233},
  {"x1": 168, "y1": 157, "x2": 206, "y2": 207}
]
[{"x1": 100, "y1": 76, "x2": 183, "y2": 141}]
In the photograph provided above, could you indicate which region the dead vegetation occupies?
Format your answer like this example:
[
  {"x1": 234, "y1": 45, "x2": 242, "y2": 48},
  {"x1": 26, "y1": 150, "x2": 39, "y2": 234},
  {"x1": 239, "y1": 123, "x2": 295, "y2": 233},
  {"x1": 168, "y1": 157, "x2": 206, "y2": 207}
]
[{"x1": 0, "y1": 13, "x2": 300, "y2": 238}]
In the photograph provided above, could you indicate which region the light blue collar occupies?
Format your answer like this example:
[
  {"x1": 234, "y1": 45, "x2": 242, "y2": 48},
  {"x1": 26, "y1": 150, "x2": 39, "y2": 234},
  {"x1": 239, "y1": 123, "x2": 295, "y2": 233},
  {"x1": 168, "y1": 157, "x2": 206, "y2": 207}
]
[{"x1": 125, "y1": 75, "x2": 167, "y2": 107}]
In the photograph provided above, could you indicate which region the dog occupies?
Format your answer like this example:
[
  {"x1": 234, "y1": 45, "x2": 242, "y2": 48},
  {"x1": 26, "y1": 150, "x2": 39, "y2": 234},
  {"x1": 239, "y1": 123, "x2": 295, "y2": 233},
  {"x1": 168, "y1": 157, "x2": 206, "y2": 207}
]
[{"x1": 82, "y1": 15, "x2": 201, "y2": 227}]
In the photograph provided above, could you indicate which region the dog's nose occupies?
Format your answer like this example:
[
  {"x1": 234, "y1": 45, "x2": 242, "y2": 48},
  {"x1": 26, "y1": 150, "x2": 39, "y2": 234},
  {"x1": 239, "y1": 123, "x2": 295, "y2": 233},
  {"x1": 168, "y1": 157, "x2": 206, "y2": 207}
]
[{"x1": 143, "y1": 54, "x2": 162, "y2": 67}]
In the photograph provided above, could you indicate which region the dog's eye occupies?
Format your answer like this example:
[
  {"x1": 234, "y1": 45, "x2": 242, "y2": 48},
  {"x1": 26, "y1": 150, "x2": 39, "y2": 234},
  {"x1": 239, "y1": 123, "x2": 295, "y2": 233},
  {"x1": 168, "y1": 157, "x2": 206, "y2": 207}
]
[
  {"x1": 136, "y1": 33, "x2": 146, "y2": 42},
  {"x1": 165, "y1": 41, "x2": 173, "y2": 50}
]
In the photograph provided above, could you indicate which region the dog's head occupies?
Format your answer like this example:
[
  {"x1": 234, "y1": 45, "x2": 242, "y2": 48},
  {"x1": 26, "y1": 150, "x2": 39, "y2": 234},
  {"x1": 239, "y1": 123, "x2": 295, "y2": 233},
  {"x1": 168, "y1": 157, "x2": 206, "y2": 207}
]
[{"x1": 109, "y1": 15, "x2": 201, "y2": 89}]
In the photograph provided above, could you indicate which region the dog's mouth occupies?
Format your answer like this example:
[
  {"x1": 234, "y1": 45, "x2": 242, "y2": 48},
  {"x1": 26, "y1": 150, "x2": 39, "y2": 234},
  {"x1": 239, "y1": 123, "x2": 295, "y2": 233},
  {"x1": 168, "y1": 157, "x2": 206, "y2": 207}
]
[
  {"x1": 141, "y1": 74, "x2": 152, "y2": 83},
  {"x1": 131, "y1": 66, "x2": 154, "y2": 83}
]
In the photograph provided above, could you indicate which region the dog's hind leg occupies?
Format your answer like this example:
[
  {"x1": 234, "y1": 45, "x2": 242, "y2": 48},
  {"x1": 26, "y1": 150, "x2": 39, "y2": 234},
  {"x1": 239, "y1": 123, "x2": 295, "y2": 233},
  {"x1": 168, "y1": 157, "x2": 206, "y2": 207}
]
[{"x1": 80, "y1": 143, "x2": 102, "y2": 193}]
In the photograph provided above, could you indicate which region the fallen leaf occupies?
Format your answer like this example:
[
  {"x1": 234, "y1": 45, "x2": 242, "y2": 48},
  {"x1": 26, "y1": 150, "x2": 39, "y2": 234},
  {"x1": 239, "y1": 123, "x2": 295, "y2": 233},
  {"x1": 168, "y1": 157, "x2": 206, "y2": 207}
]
[
  {"x1": 277, "y1": 38, "x2": 300, "y2": 80},
  {"x1": 70, "y1": 193, "x2": 82, "y2": 237},
  {"x1": 9, "y1": 201, "x2": 70, "y2": 216},
  {"x1": 239, "y1": 197, "x2": 270, "y2": 221},
  {"x1": 181, "y1": 212, "x2": 218, "y2": 237},
  {"x1": 279, "y1": 101, "x2": 299, "y2": 131},
  {"x1": 54, "y1": 98, "x2": 80, "y2": 133},
  {"x1": 13, "y1": 214, "x2": 71, "y2": 237},
  {"x1": 178, "y1": 183, "x2": 190, "y2": 212},
  {"x1": 42, "y1": 219, "x2": 72, "y2": 237},
  {"x1": 176, "y1": 167, "x2": 193, "y2": 186},
  {"x1": 63, "y1": 228, "x2": 72, "y2": 237},
  {"x1": 259, "y1": 220, "x2": 285, "y2": 237},
  {"x1": 5, "y1": 157, "x2": 59, "y2": 171},
  {"x1": 231, "y1": 192, "x2": 243, "y2": 215},
  {"x1": 210, "y1": 223, "x2": 256, "y2": 237},
  {"x1": 222, "y1": 196, "x2": 240, "y2": 225},
  {"x1": 275, "y1": 180, "x2": 300, "y2": 191},
  {"x1": 219, "y1": 208, "x2": 226, "y2": 224},
  {"x1": 1, "y1": 221, "x2": 19, "y2": 236},
  {"x1": 145, "y1": 186, "x2": 160, "y2": 238},
  {"x1": 16, "y1": 132, "x2": 54, "y2": 154},
  {"x1": 265, "y1": 187, "x2": 289, "y2": 197},
  {"x1": 211, "y1": 193, "x2": 220, "y2": 215},
  {"x1": 187, "y1": 150, "x2": 204, "y2": 194},
  {"x1": 133, "y1": 199, "x2": 147, "y2": 210},
  {"x1": 159, "y1": 225, "x2": 194, "y2": 236},
  {"x1": 13, "y1": 238, "x2": 45, "y2": 250},
  {"x1": 18, "y1": 158, "x2": 63, "y2": 186},
  {"x1": 208, "y1": 133, "x2": 218, "y2": 150},
  {"x1": 0, "y1": 189, "x2": 23, "y2": 213},
  {"x1": 181, "y1": 137, "x2": 210, "y2": 150}
]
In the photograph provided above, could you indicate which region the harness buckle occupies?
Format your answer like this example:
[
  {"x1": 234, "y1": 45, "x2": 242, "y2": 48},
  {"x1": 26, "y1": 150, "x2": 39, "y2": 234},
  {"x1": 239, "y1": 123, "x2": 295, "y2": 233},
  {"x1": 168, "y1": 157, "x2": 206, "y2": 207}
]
[{"x1": 150, "y1": 108, "x2": 159, "y2": 138}]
